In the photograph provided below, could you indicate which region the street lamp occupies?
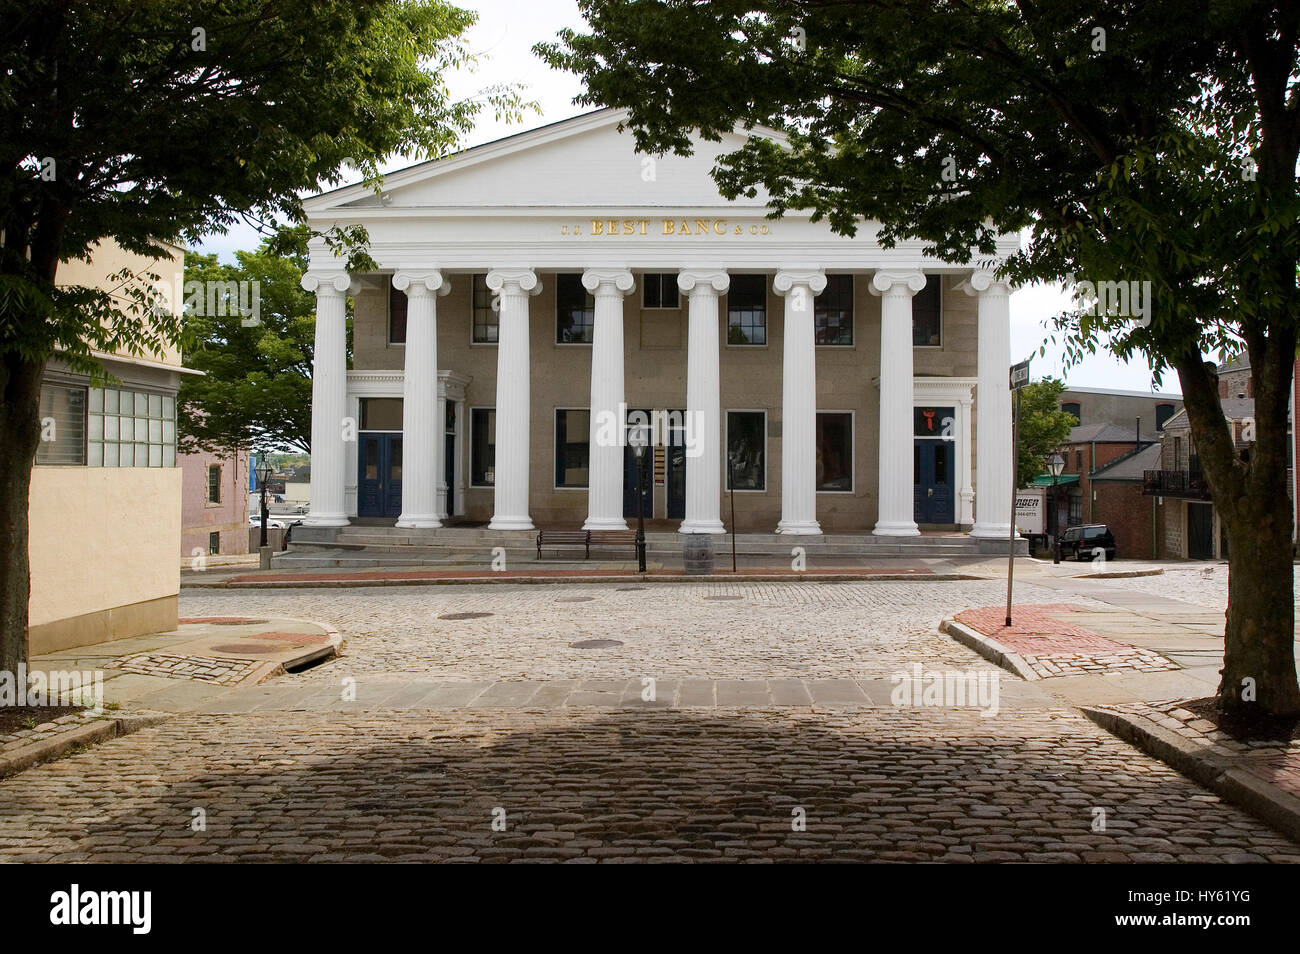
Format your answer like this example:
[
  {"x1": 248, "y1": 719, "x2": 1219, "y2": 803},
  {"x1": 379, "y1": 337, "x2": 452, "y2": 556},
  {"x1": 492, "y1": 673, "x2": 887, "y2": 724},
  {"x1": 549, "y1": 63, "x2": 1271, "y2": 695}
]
[
  {"x1": 630, "y1": 430, "x2": 648, "y2": 573},
  {"x1": 1046, "y1": 452, "x2": 1065, "y2": 564},
  {"x1": 256, "y1": 456, "x2": 274, "y2": 550}
]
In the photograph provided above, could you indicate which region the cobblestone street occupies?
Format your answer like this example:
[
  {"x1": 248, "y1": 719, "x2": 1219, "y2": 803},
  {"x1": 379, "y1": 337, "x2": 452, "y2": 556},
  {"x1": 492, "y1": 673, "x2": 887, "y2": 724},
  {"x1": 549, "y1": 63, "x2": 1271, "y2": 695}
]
[{"x1": 1, "y1": 577, "x2": 1296, "y2": 863}]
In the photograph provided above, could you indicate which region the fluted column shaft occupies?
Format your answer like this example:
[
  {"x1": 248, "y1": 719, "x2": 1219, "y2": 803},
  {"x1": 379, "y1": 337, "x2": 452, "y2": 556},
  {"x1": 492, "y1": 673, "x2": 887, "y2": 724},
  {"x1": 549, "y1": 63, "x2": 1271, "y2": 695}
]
[
  {"x1": 677, "y1": 269, "x2": 729, "y2": 534},
  {"x1": 394, "y1": 270, "x2": 448, "y2": 529},
  {"x1": 487, "y1": 269, "x2": 540, "y2": 530},
  {"x1": 964, "y1": 271, "x2": 1014, "y2": 538},
  {"x1": 301, "y1": 271, "x2": 355, "y2": 527},
  {"x1": 775, "y1": 269, "x2": 826, "y2": 534},
  {"x1": 582, "y1": 268, "x2": 635, "y2": 530},
  {"x1": 871, "y1": 270, "x2": 926, "y2": 536}
]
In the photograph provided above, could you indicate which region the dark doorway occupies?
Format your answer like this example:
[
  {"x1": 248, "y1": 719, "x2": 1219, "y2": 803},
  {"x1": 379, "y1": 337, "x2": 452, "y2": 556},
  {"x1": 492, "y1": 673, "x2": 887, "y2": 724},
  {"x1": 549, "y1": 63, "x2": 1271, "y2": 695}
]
[{"x1": 1188, "y1": 502, "x2": 1214, "y2": 560}]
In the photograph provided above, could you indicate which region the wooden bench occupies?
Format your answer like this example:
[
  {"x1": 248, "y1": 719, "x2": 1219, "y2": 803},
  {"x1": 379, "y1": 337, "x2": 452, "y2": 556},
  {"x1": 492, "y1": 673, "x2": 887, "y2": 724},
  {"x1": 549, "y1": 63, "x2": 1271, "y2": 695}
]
[{"x1": 536, "y1": 529, "x2": 639, "y2": 560}]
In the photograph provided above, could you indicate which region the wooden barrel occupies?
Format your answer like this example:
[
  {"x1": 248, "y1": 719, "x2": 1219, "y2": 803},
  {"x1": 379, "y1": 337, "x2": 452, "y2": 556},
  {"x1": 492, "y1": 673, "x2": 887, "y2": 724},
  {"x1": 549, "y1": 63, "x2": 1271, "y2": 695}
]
[{"x1": 682, "y1": 533, "x2": 715, "y2": 575}]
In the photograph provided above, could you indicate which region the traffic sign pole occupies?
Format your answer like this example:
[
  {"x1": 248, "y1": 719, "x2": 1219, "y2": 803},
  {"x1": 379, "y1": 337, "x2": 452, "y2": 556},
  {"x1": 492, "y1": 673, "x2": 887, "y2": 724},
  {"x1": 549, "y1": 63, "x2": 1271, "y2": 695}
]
[{"x1": 1005, "y1": 359, "x2": 1030, "y2": 626}]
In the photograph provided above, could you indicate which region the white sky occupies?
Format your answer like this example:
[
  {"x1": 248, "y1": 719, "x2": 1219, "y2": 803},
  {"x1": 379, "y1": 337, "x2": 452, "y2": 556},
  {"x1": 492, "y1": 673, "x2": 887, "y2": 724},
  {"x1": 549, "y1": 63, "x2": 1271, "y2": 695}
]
[{"x1": 195, "y1": 0, "x2": 1178, "y2": 395}]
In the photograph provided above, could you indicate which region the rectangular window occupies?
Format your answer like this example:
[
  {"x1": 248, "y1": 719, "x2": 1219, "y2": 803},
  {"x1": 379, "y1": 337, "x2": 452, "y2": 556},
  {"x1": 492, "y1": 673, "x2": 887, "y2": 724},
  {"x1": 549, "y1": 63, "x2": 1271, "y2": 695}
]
[
  {"x1": 208, "y1": 531, "x2": 221, "y2": 555},
  {"x1": 911, "y1": 275, "x2": 941, "y2": 347},
  {"x1": 1061, "y1": 402, "x2": 1082, "y2": 423},
  {"x1": 554, "y1": 409, "x2": 590, "y2": 488},
  {"x1": 87, "y1": 386, "x2": 174, "y2": 468},
  {"x1": 472, "y1": 273, "x2": 498, "y2": 343},
  {"x1": 360, "y1": 398, "x2": 403, "y2": 431},
  {"x1": 556, "y1": 273, "x2": 595, "y2": 343},
  {"x1": 35, "y1": 384, "x2": 87, "y2": 465},
  {"x1": 726, "y1": 411, "x2": 766, "y2": 490},
  {"x1": 642, "y1": 273, "x2": 680, "y2": 309},
  {"x1": 816, "y1": 412, "x2": 853, "y2": 491},
  {"x1": 389, "y1": 284, "x2": 407, "y2": 345},
  {"x1": 207, "y1": 464, "x2": 221, "y2": 504},
  {"x1": 471, "y1": 408, "x2": 496, "y2": 486},
  {"x1": 727, "y1": 274, "x2": 767, "y2": 345},
  {"x1": 814, "y1": 274, "x2": 854, "y2": 345}
]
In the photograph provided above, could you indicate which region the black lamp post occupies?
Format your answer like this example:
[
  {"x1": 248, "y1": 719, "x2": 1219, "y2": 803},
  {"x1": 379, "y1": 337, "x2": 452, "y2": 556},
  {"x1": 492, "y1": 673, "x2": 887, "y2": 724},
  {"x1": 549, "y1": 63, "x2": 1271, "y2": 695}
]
[
  {"x1": 1046, "y1": 452, "x2": 1065, "y2": 564},
  {"x1": 256, "y1": 456, "x2": 273, "y2": 550},
  {"x1": 631, "y1": 436, "x2": 648, "y2": 573}
]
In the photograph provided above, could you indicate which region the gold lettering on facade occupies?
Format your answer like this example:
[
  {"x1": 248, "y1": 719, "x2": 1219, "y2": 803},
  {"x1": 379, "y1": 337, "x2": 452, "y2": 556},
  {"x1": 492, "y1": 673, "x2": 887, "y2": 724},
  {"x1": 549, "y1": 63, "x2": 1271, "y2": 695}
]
[{"x1": 567, "y1": 218, "x2": 762, "y2": 237}]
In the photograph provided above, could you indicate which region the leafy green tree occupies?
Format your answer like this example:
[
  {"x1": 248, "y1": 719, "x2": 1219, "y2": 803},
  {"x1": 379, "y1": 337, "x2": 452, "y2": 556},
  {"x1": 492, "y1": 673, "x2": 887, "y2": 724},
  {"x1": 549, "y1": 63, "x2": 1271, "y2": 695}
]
[
  {"x1": 0, "y1": 1, "x2": 525, "y2": 674},
  {"x1": 540, "y1": 1, "x2": 1300, "y2": 717},
  {"x1": 1016, "y1": 378, "x2": 1079, "y2": 489},
  {"x1": 180, "y1": 226, "x2": 343, "y2": 456}
]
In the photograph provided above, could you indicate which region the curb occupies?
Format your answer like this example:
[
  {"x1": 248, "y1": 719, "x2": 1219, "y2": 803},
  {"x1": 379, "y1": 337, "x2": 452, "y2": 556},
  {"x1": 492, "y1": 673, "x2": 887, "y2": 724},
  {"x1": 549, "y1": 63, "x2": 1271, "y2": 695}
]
[
  {"x1": 227, "y1": 618, "x2": 345, "y2": 686},
  {"x1": 1068, "y1": 568, "x2": 1165, "y2": 580},
  {"x1": 941, "y1": 619, "x2": 1040, "y2": 681},
  {"x1": 184, "y1": 572, "x2": 987, "y2": 589},
  {"x1": 0, "y1": 713, "x2": 170, "y2": 781},
  {"x1": 1082, "y1": 706, "x2": 1300, "y2": 845}
]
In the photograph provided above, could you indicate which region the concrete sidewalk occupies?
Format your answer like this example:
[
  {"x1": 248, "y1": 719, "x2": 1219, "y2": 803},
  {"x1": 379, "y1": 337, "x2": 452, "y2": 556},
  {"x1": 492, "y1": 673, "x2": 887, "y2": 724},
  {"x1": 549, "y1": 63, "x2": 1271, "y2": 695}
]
[{"x1": 31, "y1": 615, "x2": 341, "y2": 713}]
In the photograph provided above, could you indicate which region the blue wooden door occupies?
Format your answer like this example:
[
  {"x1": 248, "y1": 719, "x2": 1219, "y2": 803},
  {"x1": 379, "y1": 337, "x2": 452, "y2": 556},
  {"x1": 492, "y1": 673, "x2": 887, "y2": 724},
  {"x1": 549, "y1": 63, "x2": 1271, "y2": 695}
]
[
  {"x1": 358, "y1": 433, "x2": 403, "y2": 518},
  {"x1": 913, "y1": 440, "x2": 955, "y2": 524}
]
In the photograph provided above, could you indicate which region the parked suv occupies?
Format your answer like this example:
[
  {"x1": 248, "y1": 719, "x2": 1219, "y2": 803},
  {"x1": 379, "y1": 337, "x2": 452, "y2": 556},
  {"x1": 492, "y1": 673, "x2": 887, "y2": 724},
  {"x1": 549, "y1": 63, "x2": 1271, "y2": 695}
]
[{"x1": 1058, "y1": 524, "x2": 1117, "y2": 561}]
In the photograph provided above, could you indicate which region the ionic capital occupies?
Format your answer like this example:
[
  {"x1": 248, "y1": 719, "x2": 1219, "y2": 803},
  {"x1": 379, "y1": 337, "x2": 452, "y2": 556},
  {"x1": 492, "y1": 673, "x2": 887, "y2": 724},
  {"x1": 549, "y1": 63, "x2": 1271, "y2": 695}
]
[
  {"x1": 392, "y1": 270, "x2": 450, "y2": 298},
  {"x1": 581, "y1": 268, "x2": 636, "y2": 297},
  {"x1": 870, "y1": 270, "x2": 927, "y2": 297},
  {"x1": 677, "y1": 268, "x2": 730, "y2": 296},
  {"x1": 486, "y1": 268, "x2": 542, "y2": 297}
]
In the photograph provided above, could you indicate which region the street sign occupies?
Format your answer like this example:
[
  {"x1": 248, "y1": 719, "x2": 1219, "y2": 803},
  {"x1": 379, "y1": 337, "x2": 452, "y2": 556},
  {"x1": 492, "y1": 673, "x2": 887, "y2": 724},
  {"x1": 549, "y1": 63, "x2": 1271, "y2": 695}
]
[{"x1": 1010, "y1": 359, "x2": 1031, "y2": 390}]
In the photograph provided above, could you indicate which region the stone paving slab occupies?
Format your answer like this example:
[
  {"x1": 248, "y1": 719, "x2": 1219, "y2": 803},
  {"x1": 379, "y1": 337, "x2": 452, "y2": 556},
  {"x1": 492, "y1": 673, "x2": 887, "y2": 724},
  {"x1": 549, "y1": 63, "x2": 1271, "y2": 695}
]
[{"x1": 0, "y1": 707, "x2": 1294, "y2": 863}]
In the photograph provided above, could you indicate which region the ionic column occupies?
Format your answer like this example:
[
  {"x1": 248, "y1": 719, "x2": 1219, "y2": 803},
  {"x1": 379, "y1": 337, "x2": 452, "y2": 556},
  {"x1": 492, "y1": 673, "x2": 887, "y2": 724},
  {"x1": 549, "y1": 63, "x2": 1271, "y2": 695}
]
[
  {"x1": 486, "y1": 268, "x2": 540, "y2": 530},
  {"x1": 582, "y1": 268, "x2": 635, "y2": 530},
  {"x1": 870, "y1": 270, "x2": 926, "y2": 536},
  {"x1": 301, "y1": 270, "x2": 357, "y2": 527},
  {"x1": 962, "y1": 270, "x2": 1014, "y2": 538},
  {"x1": 774, "y1": 268, "x2": 826, "y2": 534},
  {"x1": 394, "y1": 270, "x2": 449, "y2": 529},
  {"x1": 677, "y1": 268, "x2": 729, "y2": 534}
]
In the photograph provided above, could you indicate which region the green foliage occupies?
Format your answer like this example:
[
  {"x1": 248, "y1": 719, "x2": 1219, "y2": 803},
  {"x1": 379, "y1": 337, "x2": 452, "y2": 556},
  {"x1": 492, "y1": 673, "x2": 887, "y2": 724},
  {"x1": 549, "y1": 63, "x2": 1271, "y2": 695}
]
[
  {"x1": 0, "y1": 0, "x2": 530, "y2": 369},
  {"x1": 179, "y1": 226, "x2": 340, "y2": 455},
  {"x1": 1016, "y1": 378, "x2": 1078, "y2": 488}
]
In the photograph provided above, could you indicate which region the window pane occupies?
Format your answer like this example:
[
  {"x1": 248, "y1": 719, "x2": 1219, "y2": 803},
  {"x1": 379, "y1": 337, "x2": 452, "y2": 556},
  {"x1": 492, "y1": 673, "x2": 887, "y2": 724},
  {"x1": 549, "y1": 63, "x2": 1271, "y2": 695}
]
[
  {"x1": 102, "y1": 443, "x2": 117, "y2": 467},
  {"x1": 816, "y1": 412, "x2": 853, "y2": 491},
  {"x1": 911, "y1": 275, "x2": 941, "y2": 346},
  {"x1": 149, "y1": 419, "x2": 162, "y2": 443},
  {"x1": 89, "y1": 388, "x2": 103, "y2": 412},
  {"x1": 472, "y1": 274, "x2": 498, "y2": 343},
  {"x1": 135, "y1": 418, "x2": 149, "y2": 442},
  {"x1": 642, "y1": 273, "x2": 679, "y2": 309},
  {"x1": 134, "y1": 443, "x2": 148, "y2": 467},
  {"x1": 360, "y1": 398, "x2": 403, "y2": 431},
  {"x1": 163, "y1": 444, "x2": 175, "y2": 467},
  {"x1": 163, "y1": 419, "x2": 175, "y2": 445},
  {"x1": 727, "y1": 274, "x2": 767, "y2": 345},
  {"x1": 471, "y1": 408, "x2": 496, "y2": 485},
  {"x1": 149, "y1": 393, "x2": 162, "y2": 418},
  {"x1": 88, "y1": 441, "x2": 103, "y2": 466},
  {"x1": 35, "y1": 384, "x2": 87, "y2": 466},
  {"x1": 389, "y1": 285, "x2": 408, "y2": 344},
  {"x1": 135, "y1": 392, "x2": 148, "y2": 417},
  {"x1": 149, "y1": 444, "x2": 162, "y2": 467},
  {"x1": 554, "y1": 409, "x2": 591, "y2": 488},
  {"x1": 163, "y1": 395, "x2": 175, "y2": 420},
  {"x1": 104, "y1": 416, "x2": 119, "y2": 442},
  {"x1": 726, "y1": 412, "x2": 765, "y2": 490},
  {"x1": 814, "y1": 274, "x2": 854, "y2": 345},
  {"x1": 103, "y1": 389, "x2": 118, "y2": 414},
  {"x1": 556, "y1": 273, "x2": 594, "y2": 343}
]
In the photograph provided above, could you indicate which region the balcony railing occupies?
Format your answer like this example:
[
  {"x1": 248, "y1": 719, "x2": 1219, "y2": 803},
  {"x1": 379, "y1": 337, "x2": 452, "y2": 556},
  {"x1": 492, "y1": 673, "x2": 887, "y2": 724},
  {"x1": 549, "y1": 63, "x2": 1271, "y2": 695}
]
[{"x1": 1142, "y1": 469, "x2": 1212, "y2": 499}]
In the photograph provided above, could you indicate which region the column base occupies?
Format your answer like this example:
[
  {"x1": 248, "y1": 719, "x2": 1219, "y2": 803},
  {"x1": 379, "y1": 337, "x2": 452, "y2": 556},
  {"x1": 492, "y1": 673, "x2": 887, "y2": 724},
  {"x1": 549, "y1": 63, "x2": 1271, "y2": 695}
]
[
  {"x1": 970, "y1": 522, "x2": 1012, "y2": 539},
  {"x1": 489, "y1": 515, "x2": 535, "y2": 531},
  {"x1": 775, "y1": 519, "x2": 822, "y2": 535},
  {"x1": 303, "y1": 513, "x2": 350, "y2": 528},
  {"x1": 396, "y1": 515, "x2": 443, "y2": 529},
  {"x1": 873, "y1": 520, "x2": 920, "y2": 537},
  {"x1": 583, "y1": 516, "x2": 630, "y2": 531},
  {"x1": 678, "y1": 520, "x2": 726, "y2": 534}
]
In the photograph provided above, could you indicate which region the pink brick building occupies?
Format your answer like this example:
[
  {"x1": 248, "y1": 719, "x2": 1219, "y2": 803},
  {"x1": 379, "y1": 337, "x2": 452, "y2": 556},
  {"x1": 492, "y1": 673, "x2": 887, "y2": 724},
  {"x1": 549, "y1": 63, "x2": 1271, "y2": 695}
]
[{"x1": 181, "y1": 449, "x2": 249, "y2": 558}]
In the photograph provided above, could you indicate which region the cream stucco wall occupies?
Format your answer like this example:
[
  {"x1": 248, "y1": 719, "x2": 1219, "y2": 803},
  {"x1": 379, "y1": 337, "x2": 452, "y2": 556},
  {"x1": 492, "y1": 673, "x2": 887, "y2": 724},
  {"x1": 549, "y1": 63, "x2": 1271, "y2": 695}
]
[{"x1": 28, "y1": 467, "x2": 181, "y2": 638}]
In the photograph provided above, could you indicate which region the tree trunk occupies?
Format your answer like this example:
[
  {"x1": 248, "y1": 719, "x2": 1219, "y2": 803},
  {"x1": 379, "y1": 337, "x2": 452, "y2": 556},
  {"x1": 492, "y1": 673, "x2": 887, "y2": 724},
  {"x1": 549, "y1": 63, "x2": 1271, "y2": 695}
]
[
  {"x1": 0, "y1": 354, "x2": 45, "y2": 677},
  {"x1": 1177, "y1": 333, "x2": 1300, "y2": 718}
]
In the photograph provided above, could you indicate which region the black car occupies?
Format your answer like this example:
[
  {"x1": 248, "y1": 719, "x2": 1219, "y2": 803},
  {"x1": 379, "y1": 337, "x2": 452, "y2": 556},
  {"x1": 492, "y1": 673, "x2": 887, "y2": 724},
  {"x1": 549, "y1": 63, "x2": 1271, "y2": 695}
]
[{"x1": 1058, "y1": 524, "x2": 1117, "y2": 561}]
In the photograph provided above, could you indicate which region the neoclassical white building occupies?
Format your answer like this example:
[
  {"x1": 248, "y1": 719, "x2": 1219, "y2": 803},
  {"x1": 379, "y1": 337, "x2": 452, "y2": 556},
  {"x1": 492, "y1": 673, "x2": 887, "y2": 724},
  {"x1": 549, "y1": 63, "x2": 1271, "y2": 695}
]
[{"x1": 297, "y1": 109, "x2": 1017, "y2": 543}]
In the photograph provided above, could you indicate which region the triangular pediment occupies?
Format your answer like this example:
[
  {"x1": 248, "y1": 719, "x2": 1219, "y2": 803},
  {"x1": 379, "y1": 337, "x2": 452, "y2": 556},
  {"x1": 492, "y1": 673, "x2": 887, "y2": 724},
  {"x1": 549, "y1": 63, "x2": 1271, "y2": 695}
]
[{"x1": 304, "y1": 108, "x2": 773, "y2": 213}]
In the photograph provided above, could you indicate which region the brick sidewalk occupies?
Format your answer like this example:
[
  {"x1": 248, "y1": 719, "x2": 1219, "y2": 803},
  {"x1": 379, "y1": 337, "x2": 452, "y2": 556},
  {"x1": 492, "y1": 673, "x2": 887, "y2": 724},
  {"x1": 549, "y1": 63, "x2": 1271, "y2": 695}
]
[{"x1": 954, "y1": 604, "x2": 1178, "y2": 678}]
